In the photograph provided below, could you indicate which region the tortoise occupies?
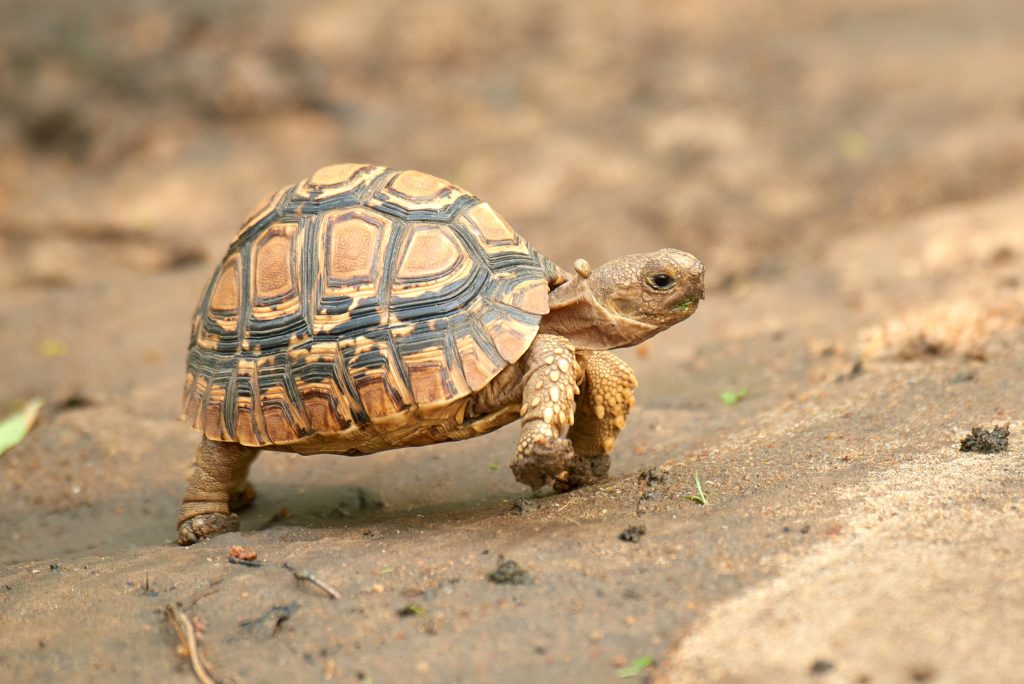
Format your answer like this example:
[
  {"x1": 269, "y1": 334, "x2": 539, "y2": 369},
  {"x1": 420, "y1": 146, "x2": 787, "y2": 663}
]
[{"x1": 178, "y1": 163, "x2": 704, "y2": 544}]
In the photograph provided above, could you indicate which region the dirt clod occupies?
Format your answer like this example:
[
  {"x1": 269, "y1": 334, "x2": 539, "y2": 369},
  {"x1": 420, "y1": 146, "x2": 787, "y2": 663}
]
[
  {"x1": 510, "y1": 499, "x2": 539, "y2": 516},
  {"x1": 397, "y1": 604, "x2": 425, "y2": 617},
  {"x1": 619, "y1": 525, "x2": 647, "y2": 543},
  {"x1": 23, "y1": 109, "x2": 92, "y2": 160},
  {"x1": 228, "y1": 546, "x2": 257, "y2": 561},
  {"x1": 637, "y1": 467, "x2": 671, "y2": 515},
  {"x1": 910, "y1": 666, "x2": 937, "y2": 682},
  {"x1": 959, "y1": 426, "x2": 1010, "y2": 453},
  {"x1": 810, "y1": 659, "x2": 835, "y2": 675},
  {"x1": 639, "y1": 468, "x2": 669, "y2": 486},
  {"x1": 837, "y1": 359, "x2": 864, "y2": 382},
  {"x1": 56, "y1": 394, "x2": 94, "y2": 411},
  {"x1": 488, "y1": 559, "x2": 531, "y2": 585}
]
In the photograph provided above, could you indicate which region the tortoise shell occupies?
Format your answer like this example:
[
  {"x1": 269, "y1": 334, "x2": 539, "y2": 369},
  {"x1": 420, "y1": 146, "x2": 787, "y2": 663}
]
[{"x1": 182, "y1": 164, "x2": 560, "y2": 448}]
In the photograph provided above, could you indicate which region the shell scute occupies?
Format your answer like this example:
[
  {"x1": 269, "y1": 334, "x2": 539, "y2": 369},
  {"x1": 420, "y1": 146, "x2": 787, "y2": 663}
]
[
  {"x1": 254, "y1": 230, "x2": 294, "y2": 299},
  {"x1": 236, "y1": 185, "x2": 290, "y2": 240},
  {"x1": 209, "y1": 256, "x2": 242, "y2": 315},
  {"x1": 460, "y1": 202, "x2": 519, "y2": 245},
  {"x1": 394, "y1": 225, "x2": 464, "y2": 283},
  {"x1": 184, "y1": 164, "x2": 553, "y2": 447},
  {"x1": 292, "y1": 163, "x2": 388, "y2": 202},
  {"x1": 367, "y1": 169, "x2": 474, "y2": 221},
  {"x1": 324, "y1": 208, "x2": 389, "y2": 288}
]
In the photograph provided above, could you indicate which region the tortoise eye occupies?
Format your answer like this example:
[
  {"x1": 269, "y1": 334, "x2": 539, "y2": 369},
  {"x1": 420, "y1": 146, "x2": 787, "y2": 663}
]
[{"x1": 647, "y1": 273, "x2": 675, "y2": 290}]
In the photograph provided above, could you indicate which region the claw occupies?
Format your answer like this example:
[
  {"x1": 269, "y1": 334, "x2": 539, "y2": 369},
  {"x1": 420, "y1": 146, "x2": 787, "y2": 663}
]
[
  {"x1": 510, "y1": 436, "x2": 575, "y2": 490},
  {"x1": 177, "y1": 512, "x2": 239, "y2": 546}
]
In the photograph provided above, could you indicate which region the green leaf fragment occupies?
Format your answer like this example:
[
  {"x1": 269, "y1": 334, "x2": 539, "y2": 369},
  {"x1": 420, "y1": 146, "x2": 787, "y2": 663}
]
[
  {"x1": 616, "y1": 656, "x2": 654, "y2": 679},
  {"x1": 674, "y1": 298, "x2": 697, "y2": 313},
  {"x1": 0, "y1": 398, "x2": 44, "y2": 457},
  {"x1": 720, "y1": 389, "x2": 748, "y2": 406}
]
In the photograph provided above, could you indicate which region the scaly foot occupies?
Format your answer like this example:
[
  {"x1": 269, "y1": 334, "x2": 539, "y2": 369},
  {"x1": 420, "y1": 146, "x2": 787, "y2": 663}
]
[
  {"x1": 510, "y1": 436, "x2": 575, "y2": 490},
  {"x1": 177, "y1": 512, "x2": 239, "y2": 546}
]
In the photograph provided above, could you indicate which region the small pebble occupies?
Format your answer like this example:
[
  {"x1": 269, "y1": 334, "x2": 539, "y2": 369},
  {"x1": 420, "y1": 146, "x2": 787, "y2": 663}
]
[{"x1": 488, "y1": 559, "x2": 531, "y2": 585}]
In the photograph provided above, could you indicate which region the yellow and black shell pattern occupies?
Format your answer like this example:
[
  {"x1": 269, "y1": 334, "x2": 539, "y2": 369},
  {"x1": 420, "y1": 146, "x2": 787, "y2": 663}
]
[{"x1": 182, "y1": 164, "x2": 560, "y2": 447}]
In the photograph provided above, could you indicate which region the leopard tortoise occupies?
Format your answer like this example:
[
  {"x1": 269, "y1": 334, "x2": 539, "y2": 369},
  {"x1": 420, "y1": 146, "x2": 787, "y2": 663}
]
[{"x1": 178, "y1": 163, "x2": 704, "y2": 544}]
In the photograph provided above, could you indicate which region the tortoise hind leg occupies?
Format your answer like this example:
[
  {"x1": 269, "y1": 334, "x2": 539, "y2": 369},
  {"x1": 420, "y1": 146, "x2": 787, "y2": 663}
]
[{"x1": 177, "y1": 437, "x2": 260, "y2": 546}]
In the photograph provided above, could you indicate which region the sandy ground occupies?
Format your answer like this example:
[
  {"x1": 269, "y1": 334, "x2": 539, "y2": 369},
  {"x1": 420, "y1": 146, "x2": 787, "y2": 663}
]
[{"x1": 1, "y1": 0, "x2": 1023, "y2": 682}]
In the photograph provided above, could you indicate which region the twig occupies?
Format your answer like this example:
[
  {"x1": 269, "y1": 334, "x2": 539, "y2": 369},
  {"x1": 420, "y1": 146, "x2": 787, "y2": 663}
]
[
  {"x1": 185, "y1": 578, "x2": 223, "y2": 609},
  {"x1": 556, "y1": 499, "x2": 582, "y2": 526},
  {"x1": 285, "y1": 564, "x2": 341, "y2": 599},
  {"x1": 185, "y1": 588, "x2": 220, "y2": 610},
  {"x1": 166, "y1": 604, "x2": 216, "y2": 684},
  {"x1": 227, "y1": 557, "x2": 262, "y2": 568}
]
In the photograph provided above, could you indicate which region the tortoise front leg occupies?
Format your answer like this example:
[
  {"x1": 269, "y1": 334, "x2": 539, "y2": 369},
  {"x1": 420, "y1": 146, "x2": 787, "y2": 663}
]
[
  {"x1": 509, "y1": 334, "x2": 583, "y2": 490},
  {"x1": 555, "y1": 350, "x2": 637, "y2": 492},
  {"x1": 177, "y1": 437, "x2": 260, "y2": 545}
]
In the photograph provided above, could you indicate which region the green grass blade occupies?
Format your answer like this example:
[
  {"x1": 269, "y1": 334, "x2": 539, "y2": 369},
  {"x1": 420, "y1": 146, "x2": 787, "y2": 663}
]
[{"x1": 616, "y1": 656, "x2": 653, "y2": 678}]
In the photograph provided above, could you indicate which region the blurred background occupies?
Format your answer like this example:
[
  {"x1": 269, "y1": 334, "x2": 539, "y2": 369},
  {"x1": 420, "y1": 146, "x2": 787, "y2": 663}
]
[
  {"x1": 3, "y1": 0, "x2": 1023, "y2": 286},
  {"x1": 2, "y1": 1, "x2": 1024, "y2": 681}
]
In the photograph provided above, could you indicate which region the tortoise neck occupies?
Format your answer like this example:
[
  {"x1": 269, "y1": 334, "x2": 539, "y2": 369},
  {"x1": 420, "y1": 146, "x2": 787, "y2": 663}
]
[{"x1": 539, "y1": 276, "x2": 658, "y2": 350}]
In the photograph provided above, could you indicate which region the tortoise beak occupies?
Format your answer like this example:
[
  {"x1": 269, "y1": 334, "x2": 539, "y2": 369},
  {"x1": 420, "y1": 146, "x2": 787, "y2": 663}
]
[
  {"x1": 691, "y1": 262, "x2": 706, "y2": 301},
  {"x1": 668, "y1": 250, "x2": 705, "y2": 309}
]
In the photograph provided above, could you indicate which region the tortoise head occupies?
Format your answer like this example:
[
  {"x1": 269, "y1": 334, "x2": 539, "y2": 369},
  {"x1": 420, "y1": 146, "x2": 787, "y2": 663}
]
[{"x1": 540, "y1": 249, "x2": 705, "y2": 350}]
